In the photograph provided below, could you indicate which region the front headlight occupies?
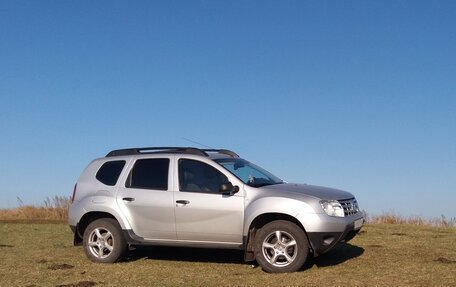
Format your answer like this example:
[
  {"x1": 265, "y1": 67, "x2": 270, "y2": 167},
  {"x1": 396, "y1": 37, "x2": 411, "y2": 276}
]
[{"x1": 320, "y1": 200, "x2": 345, "y2": 217}]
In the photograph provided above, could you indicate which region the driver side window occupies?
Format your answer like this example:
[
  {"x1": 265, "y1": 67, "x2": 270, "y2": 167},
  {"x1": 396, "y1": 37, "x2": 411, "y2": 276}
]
[{"x1": 179, "y1": 159, "x2": 228, "y2": 193}]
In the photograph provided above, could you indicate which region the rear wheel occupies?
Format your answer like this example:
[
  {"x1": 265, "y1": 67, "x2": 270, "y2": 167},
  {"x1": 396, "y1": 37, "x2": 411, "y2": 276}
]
[
  {"x1": 83, "y1": 218, "x2": 127, "y2": 263},
  {"x1": 254, "y1": 220, "x2": 309, "y2": 273}
]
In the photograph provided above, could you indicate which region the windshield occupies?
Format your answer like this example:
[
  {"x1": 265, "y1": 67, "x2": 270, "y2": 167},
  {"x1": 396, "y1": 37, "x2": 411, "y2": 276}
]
[{"x1": 215, "y1": 158, "x2": 283, "y2": 187}]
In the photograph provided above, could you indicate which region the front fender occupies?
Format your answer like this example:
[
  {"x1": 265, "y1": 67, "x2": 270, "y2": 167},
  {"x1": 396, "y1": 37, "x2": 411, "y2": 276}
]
[{"x1": 243, "y1": 196, "x2": 318, "y2": 236}]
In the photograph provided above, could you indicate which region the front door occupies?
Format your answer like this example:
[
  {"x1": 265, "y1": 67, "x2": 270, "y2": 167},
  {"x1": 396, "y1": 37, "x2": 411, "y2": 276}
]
[{"x1": 174, "y1": 158, "x2": 244, "y2": 244}]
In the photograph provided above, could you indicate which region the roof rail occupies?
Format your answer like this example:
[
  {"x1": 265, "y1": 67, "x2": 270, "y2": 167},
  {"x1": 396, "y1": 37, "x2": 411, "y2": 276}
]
[
  {"x1": 203, "y1": 149, "x2": 239, "y2": 158},
  {"x1": 106, "y1": 147, "x2": 208, "y2": 157}
]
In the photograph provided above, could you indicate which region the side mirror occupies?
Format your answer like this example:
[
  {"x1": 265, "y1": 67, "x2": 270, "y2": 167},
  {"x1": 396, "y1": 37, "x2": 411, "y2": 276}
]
[{"x1": 219, "y1": 182, "x2": 239, "y2": 195}]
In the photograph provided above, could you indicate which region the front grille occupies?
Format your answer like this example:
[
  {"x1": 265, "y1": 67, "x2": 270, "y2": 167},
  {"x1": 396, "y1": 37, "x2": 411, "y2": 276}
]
[{"x1": 338, "y1": 198, "x2": 359, "y2": 216}]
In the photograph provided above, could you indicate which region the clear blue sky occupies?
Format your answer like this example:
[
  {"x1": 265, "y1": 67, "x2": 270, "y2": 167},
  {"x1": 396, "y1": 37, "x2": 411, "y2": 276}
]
[{"x1": 1, "y1": 1, "x2": 455, "y2": 218}]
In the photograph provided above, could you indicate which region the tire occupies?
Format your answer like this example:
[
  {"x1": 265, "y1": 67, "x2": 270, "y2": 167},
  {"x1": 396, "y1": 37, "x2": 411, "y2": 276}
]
[
  {"x1": 254, "y1": 220, "x2": 309, "y2": 273},
  {"x1": 83, "y1": 218, "x2": 127, "y2": 263}
]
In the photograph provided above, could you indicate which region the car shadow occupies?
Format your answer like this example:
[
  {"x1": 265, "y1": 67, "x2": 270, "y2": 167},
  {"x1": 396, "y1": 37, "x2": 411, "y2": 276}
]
[
  {"x1": 124, "y1": 243, "x2": 364, "y2": 268},
  {"x1": 125, "y1": 246, "x2": 245, "y2": 264},
  {"x1": 304, "y1": 243, "x2": 365, "y2": 269}
]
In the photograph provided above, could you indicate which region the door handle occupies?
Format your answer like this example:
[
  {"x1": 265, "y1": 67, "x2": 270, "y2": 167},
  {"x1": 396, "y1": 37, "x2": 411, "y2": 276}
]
[
  {"x1": 122, "y1": 197, "x2": 135, "y2": 202},
  {"x1": 176, "y1": 200, "x2": 190, "y2": 205}
]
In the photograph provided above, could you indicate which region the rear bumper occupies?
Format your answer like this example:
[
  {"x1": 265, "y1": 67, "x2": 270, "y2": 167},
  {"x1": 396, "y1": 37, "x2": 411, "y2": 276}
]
[{"x1": 307, "y1": 217, "x2": 363, "y2": 256}]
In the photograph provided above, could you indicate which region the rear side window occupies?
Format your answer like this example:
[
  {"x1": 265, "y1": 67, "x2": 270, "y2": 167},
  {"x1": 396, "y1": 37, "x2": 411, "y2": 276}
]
[
  {"x1": 96, "y1": 160, "x2": 126, "y2": 186},
  {"x1": 127, "y1": 158, "x2": 169, "y2": 190}
]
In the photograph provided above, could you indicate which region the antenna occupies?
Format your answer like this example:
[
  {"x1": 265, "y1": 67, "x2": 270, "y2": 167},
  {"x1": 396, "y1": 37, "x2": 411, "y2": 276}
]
[{"x1": 181, "y1": 137, "x2": 214, "y2": 149}]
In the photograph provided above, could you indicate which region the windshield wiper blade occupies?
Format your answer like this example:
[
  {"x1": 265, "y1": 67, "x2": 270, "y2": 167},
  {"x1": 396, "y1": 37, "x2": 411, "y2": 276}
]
[{"x1": 250, "y1": 182, "x2": 275, "y2": 187}]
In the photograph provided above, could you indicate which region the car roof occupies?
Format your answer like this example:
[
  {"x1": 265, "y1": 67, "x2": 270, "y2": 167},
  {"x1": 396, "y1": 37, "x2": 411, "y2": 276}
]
[{"x1": 105, "y1": 147, "x2": 239, "y2": 159}]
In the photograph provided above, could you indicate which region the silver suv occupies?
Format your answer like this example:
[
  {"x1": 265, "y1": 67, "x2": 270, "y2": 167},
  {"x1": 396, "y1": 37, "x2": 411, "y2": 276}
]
[{"x1": 69, "y1": 147, "x2": 363, "y2": 273}]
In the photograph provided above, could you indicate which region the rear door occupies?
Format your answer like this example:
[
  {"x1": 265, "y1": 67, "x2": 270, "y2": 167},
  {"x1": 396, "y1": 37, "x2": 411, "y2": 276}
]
[{"x1": 117, "y1": 156, "x2": 176, "y2": 240}]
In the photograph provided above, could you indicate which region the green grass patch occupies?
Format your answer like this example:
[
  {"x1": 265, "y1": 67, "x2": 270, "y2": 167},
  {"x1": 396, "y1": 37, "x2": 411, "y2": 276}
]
[{"x1": 0, "y1": 223, "x2": 455, "y2": 286}]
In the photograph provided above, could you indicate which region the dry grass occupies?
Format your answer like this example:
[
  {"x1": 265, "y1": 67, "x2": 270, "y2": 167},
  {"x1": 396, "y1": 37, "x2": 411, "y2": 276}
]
[
  {"x1": 0, "y1": 196, "x2": 71, "y2": 222},
  {"x1": 0, "y1": 223, "x2": 455, "y2": 286},
  {"x1": 0, "y1": 200, "x2": 455, "y2": 286},
  {"x1": 366, "y1": 210, "x2": 456, "y2": 228}
]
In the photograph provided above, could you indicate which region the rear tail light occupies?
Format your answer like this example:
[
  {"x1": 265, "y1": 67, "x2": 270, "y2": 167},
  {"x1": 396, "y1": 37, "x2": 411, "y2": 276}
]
[{"x1": 71, "y1": 184, "x2": 77, "y2": 203}]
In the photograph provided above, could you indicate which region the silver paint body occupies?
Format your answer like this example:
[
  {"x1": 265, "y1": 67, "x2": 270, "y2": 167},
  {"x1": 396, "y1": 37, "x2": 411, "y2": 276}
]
[{"x1": 69, "y1": 152, "x2": 363, "y2": 249}]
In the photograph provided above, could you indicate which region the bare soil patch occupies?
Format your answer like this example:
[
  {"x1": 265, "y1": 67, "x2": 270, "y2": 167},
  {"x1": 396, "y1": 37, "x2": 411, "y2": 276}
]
[
  {"x1": 435, "y1": 257, "x2": 456, "y2": 264},
  {"x1": 56, "y1": 281, "x2": 97, "y2": 287},
  {"x1": 48, "y1": 263, "x2": 74, "y2": 270}
]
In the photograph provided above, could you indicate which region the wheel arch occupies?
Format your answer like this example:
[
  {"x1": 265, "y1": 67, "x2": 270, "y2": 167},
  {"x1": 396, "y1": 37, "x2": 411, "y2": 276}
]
[
  {"x1": 243, "y1": 212, "x2": 310, "y2": 262},
  {"x1": 74, "y1": 211, "x2": 119, "y2": 245}
]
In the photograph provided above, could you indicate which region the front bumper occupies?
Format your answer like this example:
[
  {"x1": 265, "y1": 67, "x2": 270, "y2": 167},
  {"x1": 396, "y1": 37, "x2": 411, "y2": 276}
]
[{"x1": 307, "y1": 216, "x2": 364, "y2": 256}]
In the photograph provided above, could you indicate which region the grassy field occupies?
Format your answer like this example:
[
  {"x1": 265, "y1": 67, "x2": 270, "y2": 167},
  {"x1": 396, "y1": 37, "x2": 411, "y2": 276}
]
[{"x1": 0, "y1": 222, "x2": 455, "y2": 287}]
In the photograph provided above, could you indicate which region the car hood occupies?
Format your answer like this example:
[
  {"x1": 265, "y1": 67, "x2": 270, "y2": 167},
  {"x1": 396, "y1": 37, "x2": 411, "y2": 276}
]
[{"x1": 260, "y1": 183, "x2": 354, "y2": 200}]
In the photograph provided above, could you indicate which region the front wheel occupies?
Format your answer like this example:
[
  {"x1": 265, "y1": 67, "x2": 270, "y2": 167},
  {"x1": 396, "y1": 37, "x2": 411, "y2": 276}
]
[
  {"x1": 83, "y1": 218, "x2": 127, "y2": 263},
  {"x1": 254, "y1": 220, "x2": 309, "y2": 273}
]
